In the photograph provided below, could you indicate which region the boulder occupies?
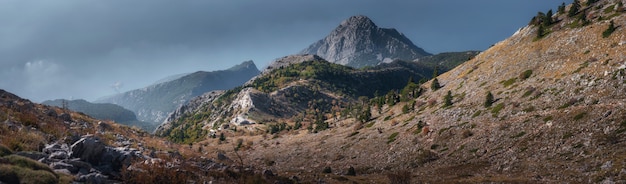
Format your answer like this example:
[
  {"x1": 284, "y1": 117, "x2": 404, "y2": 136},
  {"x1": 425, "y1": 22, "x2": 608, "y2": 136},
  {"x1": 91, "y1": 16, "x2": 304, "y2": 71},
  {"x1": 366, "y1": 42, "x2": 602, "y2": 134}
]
[
  {"x1": 49, "y1": 151, "x2": 70, "y2": 160},
  {"x1": 50, "y1": 161, "x2": 78, "y2": 173},
  {"x1": 70, "y1": 136, "x2": 106, "y2": 164},
  {"x1": 77, "y1": 173, "x2": 109, "y2": 184},
  {"x1": 59, "y1": 113, "x2": 72, "y2": 122}
]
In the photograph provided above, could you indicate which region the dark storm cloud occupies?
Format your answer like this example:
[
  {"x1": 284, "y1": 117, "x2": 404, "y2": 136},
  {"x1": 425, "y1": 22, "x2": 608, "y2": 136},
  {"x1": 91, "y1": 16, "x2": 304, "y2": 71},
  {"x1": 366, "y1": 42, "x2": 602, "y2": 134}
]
[{"x1": 0, "y1": 0, "x2": 567, "y2": 102}]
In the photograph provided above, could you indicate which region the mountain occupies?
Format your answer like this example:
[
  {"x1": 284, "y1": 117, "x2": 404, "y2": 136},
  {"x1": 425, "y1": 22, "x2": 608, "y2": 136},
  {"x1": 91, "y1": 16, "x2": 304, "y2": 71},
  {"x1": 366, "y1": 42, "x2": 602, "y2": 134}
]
[
  {"x1": 155, "y1": 54, "x2": 432, "y2": 142},
  {"x1": 301, "y1": 15, "x2": 431, "y2": 68},
  {"x1": 159, "y1": 1, "x2": 625, "y2": 183},
  {"x1": 40, "y1": 99, "x2": 158, "y2": 130},
  {"x1": 96, "y1": 60, "x2": 260, "y2": 131},
  {"x1": 42, "y1": 99, "x2": 136, "y2": 122}
]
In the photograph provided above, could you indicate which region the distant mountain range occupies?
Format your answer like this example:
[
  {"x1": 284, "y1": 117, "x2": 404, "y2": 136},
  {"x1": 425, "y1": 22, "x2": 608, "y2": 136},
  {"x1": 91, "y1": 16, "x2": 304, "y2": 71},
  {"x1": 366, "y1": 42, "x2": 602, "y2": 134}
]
[
  {"x1": 301, "y1": 15, "x2": 431, "y2": 68},
  {"x1": 96, "y1": 60, "x2": 260, "y2": 131},
  {"x1": 41, "y1": 99, "x2": 158, "y2": 130}
]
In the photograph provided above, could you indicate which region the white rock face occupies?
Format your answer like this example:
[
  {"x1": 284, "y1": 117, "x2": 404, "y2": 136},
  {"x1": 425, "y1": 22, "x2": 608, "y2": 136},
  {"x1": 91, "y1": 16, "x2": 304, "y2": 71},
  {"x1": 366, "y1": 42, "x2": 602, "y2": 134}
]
[{"x1": 300, "y1": 15, "x2": 431, "y2": 68}]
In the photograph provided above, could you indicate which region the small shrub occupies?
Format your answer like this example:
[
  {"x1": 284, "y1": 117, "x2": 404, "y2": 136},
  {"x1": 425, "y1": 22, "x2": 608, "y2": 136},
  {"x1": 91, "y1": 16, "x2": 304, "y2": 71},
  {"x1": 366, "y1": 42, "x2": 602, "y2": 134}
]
[
  {"x1": 543, "y1": 116, "x2": 554, "y2": 122},
  {"x1": 346, "y1": 166, "x2": 356, "y2": 176},
  {"x1": 484, "y1": 92, "x2": 494, "y2": 108},
  {"x1": 0, "y1": 144, "x2": 13, "y2": 157},
  {"x1": 501, "y1": 78, "x2": 517, "y2": 88},
  {"x1": 461, "y1": 130, "x2": 473, "y2": 138},
  {"x1": 573, "y1": 112, "x2": 587, "y2": 120},
  {"x1": 365, "y1": 122, "x2": 375, "y2": 128},
  {"x1": 387, "y1": 132, "x2": 399, "y2": 144},
  {"x1": 471, "y1": 110, "x2": 482, "y2": 118},
  {"x1": 520, "y1": 70, "x2": 533, "y2": 80},
  {"x1": 322, "y1": 166, "x2": 332, "y2": 173},
  {"x1": 491, "y1": 103, "x2": 505, "y2": 116},
  {"x1": 443, "y1": 91, "x2": 453, "y2": 107},
  {"x1": 602, "y1": 20, "x2": 616, "y2": 38}
]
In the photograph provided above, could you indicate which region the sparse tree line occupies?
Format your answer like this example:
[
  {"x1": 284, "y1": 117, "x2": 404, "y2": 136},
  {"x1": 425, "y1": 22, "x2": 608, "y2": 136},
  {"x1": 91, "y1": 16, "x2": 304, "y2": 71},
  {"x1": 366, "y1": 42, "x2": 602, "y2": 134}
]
[{"x1": 532, "y1": 0, "x2": 622, "y2": 40}]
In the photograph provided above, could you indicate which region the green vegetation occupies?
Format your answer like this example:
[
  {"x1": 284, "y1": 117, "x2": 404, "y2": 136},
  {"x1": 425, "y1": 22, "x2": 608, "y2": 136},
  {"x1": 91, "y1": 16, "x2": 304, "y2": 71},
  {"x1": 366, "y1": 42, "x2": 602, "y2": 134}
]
[
  {"x1": 573, "y1": 112, "x2": 587, "y2": 120},
  {"x1": 501, "y1": 78, "x2": 517, "y2": 88},
  {"x1": 484, "y1": 92, "x2": 494, "y2": 108},
  {"x1": 430, "y1": 78, "x2": 441, "y2": 91},
  {"x1": 558, "y1": 2, "x2": 566, "y2": 14},
  {"x1": 471, "y1": 110, "x2": 482, "y2": 118},
  {"x1": 572, "y1": 61, "x2": 589, "y2": 73},
  {"x1": 0, "y1": 144, "x2": 12, "y2": 157},
  {"x1": 510, "y1": 131, "x2": 526, "y2": 138},
  {"x1": 602, "y1": 20, "x2": 616, "y2": 38},
  {"x1": 543, "y1": 116, "x2": 554, "y2": 122},
  {"x1": 443, "y1": 91, "x2": 453, "y2": 107},
  {"x1": 491, "y1": 103, "x2": 505, "y2": 116},
  {"x1": 520, "y1": 70, "x2": 533, "y2": 80},
  {"x1": 219, "y1": 133, "x2": 226, "y2": 142},
  {"x1": 569, "y1": 0, "x2": 581, "y2": 17},
  {"x1": 165, "y1": 109, "x2": 211, "y2": 144},
  {"x1": 0, "y1": 155, "x2": 58, "y2": 184},
  {"x1": 387, "y1": 132, "x2": 400, "y2": 144}
]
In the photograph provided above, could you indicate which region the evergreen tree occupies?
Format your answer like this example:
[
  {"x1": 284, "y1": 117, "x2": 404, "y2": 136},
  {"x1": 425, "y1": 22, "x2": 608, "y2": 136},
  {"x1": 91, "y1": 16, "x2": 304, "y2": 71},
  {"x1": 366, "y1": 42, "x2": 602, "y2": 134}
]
[
  {"x1": 219, "y1": 132, "x2": 226, "y2": 141},
  {"x1": 431, "y1": 78, "x2": 441, "y2": 91},
  {"x1": 358, "y1": 105, "x2": 371, "y2": 123},
  {"x1": 537, "y1": 24, "x2": 545, "y2": 38},
  {"x1": 544, "y1": 9, "x2": 553, "y2": 26},
  {"x1": 443, "y1": 91, "x2": 453, "y2": 107},
  {"x1": 558, "y1": 2, "x2": 566, "y2": 14},
  {"x1": 569, "y1": 0, "x2": 580, "y2": 17},
  {"x1": 484, "y1": 92, "x2": 494, "y2": 108},
  {"x1": 603, "y1": 20, "x2": 616, "y2": 38}
]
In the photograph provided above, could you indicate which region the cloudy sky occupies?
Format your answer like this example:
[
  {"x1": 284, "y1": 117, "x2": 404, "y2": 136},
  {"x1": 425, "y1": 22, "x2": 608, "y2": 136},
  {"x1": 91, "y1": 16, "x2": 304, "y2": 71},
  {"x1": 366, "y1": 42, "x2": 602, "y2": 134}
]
[{"x1": 0, "y1": 0, "x2": 568, "y2": 102}]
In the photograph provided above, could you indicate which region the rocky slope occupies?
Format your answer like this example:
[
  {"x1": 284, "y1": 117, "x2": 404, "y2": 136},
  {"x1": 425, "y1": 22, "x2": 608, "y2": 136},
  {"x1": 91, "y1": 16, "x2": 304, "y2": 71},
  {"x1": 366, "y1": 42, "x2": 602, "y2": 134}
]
[
  {"x1": 301, "y1": 15, "x2": 431, "y2": 68},
  {"x1": 155, "y1": 1, "x2": 626, "y2": 183},
  {"x1": 0, "y1": 89, "x2": 291, "y2": 183},
  {"x1": 155, "y1": 54, "x2": 433, "y2": 143},
  {"x1": 96, "y1": 60, "x2": 260, "y2": 131}
]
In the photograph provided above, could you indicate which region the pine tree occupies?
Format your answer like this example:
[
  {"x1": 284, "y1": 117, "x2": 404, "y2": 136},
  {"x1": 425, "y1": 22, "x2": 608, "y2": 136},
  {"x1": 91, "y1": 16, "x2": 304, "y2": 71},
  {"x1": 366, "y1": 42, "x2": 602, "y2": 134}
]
[
  {"x1": 544, "y1": 9, "x2": 553, "y2": 26},
  {"x1": 558, "y1": 2, "x2": 566, "y2": 14},
  {"x1": 443, "y1": 91, "x2": 453, "y2": 107},
  {"x1": 431, "y1": 78, "x2": 441, "y2": 91},
  {"x1": 603, "y1": 20, "x2": 616, "y2": 38},
  {"x1": 484, "y1": 92, "x2": 494, "y2": 108},
  {"x1": 537, "y1": 24, "x2": 545, "y2": 38},
  {"x1": 569, "y1": 0, "x2": 580, "y2": 17}
]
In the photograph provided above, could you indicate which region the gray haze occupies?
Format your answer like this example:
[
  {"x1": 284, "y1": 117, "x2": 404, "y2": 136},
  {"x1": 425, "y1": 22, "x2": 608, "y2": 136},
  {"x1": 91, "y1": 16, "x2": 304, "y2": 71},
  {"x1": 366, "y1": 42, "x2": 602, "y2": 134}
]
[{"x1": 0, "y1": 0, "x2": 568, "y2": 102}]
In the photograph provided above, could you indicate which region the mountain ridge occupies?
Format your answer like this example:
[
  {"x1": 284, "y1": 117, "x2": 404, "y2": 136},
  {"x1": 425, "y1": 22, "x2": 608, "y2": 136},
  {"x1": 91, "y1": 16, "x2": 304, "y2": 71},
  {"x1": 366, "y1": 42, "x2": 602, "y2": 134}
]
[
  {"x1": 96, "y1": 60, "x2": 260, "y2": 131},
  {"x1": 301, "y1": 15, "x2": 431, "y2": 68}
]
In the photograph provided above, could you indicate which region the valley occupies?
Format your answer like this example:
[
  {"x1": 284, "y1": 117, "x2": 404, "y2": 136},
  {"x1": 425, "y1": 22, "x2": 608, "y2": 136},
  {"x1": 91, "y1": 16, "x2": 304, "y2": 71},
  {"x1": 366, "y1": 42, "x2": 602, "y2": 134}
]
[{"x1": 1, "y1": 0, "x2": 626, "y2": 183}]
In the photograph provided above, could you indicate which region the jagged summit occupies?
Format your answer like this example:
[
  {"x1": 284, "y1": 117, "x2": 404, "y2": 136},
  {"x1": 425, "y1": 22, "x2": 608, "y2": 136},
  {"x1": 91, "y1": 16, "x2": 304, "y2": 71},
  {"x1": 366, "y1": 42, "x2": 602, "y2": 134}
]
[
  {"x1": 337, "y1": 15, "x2": 377, "y2": 31},
  {"x1": 300, "y1": 15, "x2": 431, "y2": 68}
]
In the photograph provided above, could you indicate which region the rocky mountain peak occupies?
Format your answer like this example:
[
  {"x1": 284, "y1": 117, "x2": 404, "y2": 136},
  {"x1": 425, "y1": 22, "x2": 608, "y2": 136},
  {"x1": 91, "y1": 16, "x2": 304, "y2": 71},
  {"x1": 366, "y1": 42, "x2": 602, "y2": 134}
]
[
  {"x1": 300, "y1": 15, "x2": 431, "y2": 68},
  {"x1": 337, "y1": 15, "x2": 377, "y2": 31}
]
